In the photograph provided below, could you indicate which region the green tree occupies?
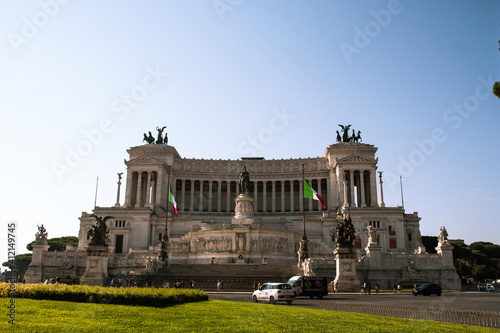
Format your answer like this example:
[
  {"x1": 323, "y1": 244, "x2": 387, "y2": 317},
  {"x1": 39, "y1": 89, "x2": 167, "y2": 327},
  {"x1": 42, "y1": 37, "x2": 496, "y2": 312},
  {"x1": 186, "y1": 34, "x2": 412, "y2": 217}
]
[
  {"x1": 1, "y1": 253, "x2": 32, "y2": 281},
  {"x1": 26, "y1": 236, "x2": 78, "y2": 252}
]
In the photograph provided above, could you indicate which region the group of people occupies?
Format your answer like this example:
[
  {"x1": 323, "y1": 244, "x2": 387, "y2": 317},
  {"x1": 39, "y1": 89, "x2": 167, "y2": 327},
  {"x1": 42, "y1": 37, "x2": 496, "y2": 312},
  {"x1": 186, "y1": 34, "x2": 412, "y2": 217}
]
[
  {"x1": 361, "y1": 281, "x2": 380, "y2": 294},
  {"x1": 252, "y1": 281, "x2": 264, "y2": 290},
  {"x1": 393, "y1": 283, "x2": 402, "y2": 293},
  {"x1": 217, "y1": 280, "x2": 224, "y2": 292}
]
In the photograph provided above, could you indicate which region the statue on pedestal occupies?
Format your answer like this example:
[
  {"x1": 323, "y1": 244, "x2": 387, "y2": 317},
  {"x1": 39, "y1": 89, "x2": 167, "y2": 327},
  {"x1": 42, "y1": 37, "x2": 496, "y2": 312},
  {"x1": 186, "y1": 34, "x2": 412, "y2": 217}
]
[
  {"x1": 438, "y1": 226, "x2": 449, "y2": 244},
  {"x1": 88, "y1": 215, "x2": 113, "y2": 246},
  {"x1": 158, "y1": 233, "x2": 169, "y2": 267},
  {"x1": 366, "y1": 225, "x2": 374, "y2": 245},
  {"x1": 335, "y1": 212, "x2": 355, "y2": 249},
  {"x1": 35, "y1": 224, "x2": 48, "y2": 242},
  {"x1": 239, "y1": 167, "x2": 250, "y2": 194}
]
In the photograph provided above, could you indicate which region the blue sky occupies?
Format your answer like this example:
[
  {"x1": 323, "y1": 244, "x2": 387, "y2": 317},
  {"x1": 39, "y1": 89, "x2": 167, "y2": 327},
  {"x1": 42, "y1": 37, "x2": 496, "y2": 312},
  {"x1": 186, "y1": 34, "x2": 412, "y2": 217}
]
[{"x1": 0, "y1": 1, "x2": 499, "y2": 267}]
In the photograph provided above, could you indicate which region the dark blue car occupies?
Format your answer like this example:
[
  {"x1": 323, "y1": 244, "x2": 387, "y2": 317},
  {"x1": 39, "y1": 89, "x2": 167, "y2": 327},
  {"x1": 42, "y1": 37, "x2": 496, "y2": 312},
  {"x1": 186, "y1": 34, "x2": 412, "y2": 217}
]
[{"x1": 412, "y1": 283, "x2": 442, "y2": 296}]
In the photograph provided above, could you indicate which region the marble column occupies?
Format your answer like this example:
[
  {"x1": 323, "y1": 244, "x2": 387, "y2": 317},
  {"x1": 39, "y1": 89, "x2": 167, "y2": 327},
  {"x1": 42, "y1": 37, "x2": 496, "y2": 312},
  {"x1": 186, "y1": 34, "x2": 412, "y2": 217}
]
[
  {"x1": 208, "y1": 181, "x2": 213, "y2": 212},
  {"x1": 290, "y1": 180, "x2": 295, "y2": 212},
  {"x1": 378, "y1": 172, "x2": 385, "y2": 207},
  {"x1": 253, "y1": 181, "x2": 258, "y2": 212},
  {"x1": 262, "y1": 181, "x2": 267, "y2": 212},
  {"x1": 135, "y1": 171, "x2": 143, "y2": 207},
  {"x1": 199, "y1": 180, "x2": 204, "y2": 211},
  {"x1": 115, "y1": 173, "x2": 122, "y2": 207},
  {"x1": 370, "y1": 168, "x2": 378, "y2": 207},
  {"x1": 307, "y1": 179, "x2": 313, "y2": 211},
  {"x1": 145, "y1": 171, "x2": 152, "y2": 207},
  {"x1": 124, "y1": 169, "x2": 133, "y2": 207},
  {"x1": 328, "y1": 167, "x2": 337, "y2": 211},
  {"x1": 190, "y1": 180, "x2": 195, "y2": 211},
  {"x1": 316, "y1": 178, "x2": 323, "y2": 211},
  {"x1": 226, "y1": 181, "x2": 231, "y2": 212},
  {"x1": 217, "y1": 180, "x2": 222, "y2": 212},
  {"x1": 180, "y1": 179, "x2": 186, "y2": 211},
  {"x1": 281, "y1": 181, "x2": 285, "y2": 212},
  {"x1": 150, "y1": 173, "x2": 157, "y2": 207},
  {"x1": 271, "y1": 181, "x2": 276, "y2": 212},
  {"x1": 349, "y1": 170, "x2": 355, "y2": 207},
  {"x1": 343, "y1": 180, "x2": 349, "y2": 210},
  {"x1": 360, "y1": 171, "x2": 366, "y2": 207},
  {"x1": 299, "y1": 179, "x2": 303, "y2": 212}
]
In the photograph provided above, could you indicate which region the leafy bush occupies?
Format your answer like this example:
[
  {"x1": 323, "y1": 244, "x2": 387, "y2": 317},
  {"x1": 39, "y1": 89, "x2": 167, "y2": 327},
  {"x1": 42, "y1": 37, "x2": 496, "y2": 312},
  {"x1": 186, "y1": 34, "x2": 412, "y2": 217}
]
[{"x1": 0, "y1": 283, "x2": 208, "y2": 307}]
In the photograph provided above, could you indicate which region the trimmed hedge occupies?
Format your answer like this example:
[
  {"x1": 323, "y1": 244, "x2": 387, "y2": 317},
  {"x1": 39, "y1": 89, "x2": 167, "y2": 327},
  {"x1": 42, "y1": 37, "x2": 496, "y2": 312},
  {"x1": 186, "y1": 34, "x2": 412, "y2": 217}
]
[{"x1": 0, "y1": 283, "x2": 208, "y2": 307}]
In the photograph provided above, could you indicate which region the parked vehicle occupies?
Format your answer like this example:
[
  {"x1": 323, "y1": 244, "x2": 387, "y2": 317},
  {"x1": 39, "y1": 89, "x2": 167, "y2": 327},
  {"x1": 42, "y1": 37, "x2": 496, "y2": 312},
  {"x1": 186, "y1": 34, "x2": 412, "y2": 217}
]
[
  {"x1": 412, "y1": 283, "x2": 442, "y2": 296},
  {"x1": 287, "y1": 275, "x2": 328, "y2": 298},
  {"x1": 486, "y1": 284, "x2": 495, "y2": 292},
  {"x1": 252, "y1": 283, "x2": 295, "y2": 304}
]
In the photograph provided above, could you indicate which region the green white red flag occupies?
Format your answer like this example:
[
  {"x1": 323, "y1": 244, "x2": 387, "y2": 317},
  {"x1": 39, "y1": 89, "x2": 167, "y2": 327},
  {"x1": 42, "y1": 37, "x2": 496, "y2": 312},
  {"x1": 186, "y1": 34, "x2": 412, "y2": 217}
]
[
  {"x1": 169, "y1": 184, "x2": 178, "y2": 217},
  {"x1": 303, "y1": 178, "x2": 326, "y2": 209}
]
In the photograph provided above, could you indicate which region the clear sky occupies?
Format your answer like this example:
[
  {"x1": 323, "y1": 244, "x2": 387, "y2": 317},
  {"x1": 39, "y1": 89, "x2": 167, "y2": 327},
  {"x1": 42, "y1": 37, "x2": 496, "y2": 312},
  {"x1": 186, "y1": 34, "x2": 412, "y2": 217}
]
[{"x1": 0, "y1": 1, "x2": 499, "y2": 268}]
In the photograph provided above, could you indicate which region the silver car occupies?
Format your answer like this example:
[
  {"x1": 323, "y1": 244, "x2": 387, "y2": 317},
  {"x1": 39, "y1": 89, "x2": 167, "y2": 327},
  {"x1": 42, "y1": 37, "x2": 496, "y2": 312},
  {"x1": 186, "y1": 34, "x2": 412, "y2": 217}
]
[{"x1": 252, "y1": 283, "x2": 295, "y2": 304}]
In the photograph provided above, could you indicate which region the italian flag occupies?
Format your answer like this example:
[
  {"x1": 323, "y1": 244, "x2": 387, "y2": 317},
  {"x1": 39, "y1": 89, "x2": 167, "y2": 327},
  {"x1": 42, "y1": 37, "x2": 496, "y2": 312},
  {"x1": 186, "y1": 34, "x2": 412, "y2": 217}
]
[
  {"x1": 169, "y1": 184, "x2": 178, "y2": 217},
  {"x1": 303, "y1": 178, "x2": 326, "y2": 209}
]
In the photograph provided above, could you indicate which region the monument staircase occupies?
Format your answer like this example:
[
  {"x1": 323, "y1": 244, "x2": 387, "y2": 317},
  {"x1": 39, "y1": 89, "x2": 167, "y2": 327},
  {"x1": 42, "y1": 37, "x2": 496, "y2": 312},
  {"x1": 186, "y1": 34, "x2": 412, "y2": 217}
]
[{"x1": 153, "y1": 264, "x2": 302, "y2": 291}]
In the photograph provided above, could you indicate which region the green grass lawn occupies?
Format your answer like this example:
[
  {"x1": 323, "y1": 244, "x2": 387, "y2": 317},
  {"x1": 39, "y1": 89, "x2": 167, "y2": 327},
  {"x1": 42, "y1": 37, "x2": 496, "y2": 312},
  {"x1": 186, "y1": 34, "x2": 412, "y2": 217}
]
[{"x1": 1, "y1": 298, "x2": 495, "y2": 333}]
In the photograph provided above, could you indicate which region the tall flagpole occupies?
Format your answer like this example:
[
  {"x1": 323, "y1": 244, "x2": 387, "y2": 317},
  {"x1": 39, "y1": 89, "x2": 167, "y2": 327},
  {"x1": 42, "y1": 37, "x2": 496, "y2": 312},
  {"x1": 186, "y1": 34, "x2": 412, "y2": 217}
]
[
  {"x1": 165, "y1": 166, "x2": 171, "y2": 239},
  {"x1": 159, "y1": 165, "x2": 171, "y2": 268},
  {"x1": 400, "y1": 175, "x2": 405, "y2": 209},
  {"x1": 93, "y1": 177, "x2": 99, "y2": 210},
  {"x1": 301, "y1": 164, "x2": 306, "y2": 239},
  {"x1": 298, "y1": 164, "x2": 309, "y2": 266}
]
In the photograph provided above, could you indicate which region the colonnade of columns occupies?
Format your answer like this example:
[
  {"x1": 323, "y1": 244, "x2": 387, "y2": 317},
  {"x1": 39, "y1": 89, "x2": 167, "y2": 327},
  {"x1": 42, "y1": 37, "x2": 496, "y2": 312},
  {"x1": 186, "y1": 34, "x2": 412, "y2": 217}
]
[
  {"x1": 173, "y1": 178, "x2": 328, "y2": 213},
  {"x1": 340, "y1": 169, "x2": 377, "y2": 208},
  {"x1": 127, "y1": 171, "x2": 158, "y2": 208}
]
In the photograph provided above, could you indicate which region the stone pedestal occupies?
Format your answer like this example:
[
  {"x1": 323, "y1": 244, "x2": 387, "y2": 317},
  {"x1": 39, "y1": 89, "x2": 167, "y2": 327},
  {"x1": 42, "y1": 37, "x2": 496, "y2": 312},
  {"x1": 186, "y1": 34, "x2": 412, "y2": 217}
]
[
  {"x1": 80, "y1": 246, "x2": 111, "y2": 286},
  {"x1": 436, "y1": 242, "x2": 461, "y2": 290},
  {"x1": 24, "y1": 242, "x2": 50, "y2": 283},
  {"x1": 333, "y1": 247, "x2": 361, "y2": 292},
  {"x1": 232, "y1": 194, "x2": 254, "y2": 225},
  {"x1": 365, "y1": 242, "x2": 382, "y2": 267}
]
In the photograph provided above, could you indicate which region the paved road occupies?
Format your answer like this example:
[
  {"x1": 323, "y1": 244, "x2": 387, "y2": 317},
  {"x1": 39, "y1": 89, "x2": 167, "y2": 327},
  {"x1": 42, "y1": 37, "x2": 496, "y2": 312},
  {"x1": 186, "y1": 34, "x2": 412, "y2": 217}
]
[{"x1": 208, "y1": 291, "x2": 500, "y2": 313}]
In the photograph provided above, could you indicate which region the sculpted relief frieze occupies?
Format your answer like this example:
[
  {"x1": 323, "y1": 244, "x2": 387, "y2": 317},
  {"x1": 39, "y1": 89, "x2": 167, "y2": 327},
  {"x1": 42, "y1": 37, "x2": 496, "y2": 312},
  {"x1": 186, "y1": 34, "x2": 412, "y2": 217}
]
[
  {"x1": 168, "y1": 240, "x2": 190, "y2": 253},
  {"x1": 190, "y1": 236, "x2": 232, "y2": 253},
  {"x1": 250, "y1": 237, "x2": 292, "y2": 253}
]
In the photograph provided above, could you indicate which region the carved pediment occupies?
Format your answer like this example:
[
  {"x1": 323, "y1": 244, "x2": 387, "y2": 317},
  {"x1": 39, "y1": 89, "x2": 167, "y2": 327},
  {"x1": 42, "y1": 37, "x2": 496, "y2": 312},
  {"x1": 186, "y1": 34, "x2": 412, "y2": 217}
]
[
  {"x1": 126, "y1": 156, "x2": 164, "y2": 165},
  {"x1": 338, "y1": 155, "x2": 375, "y2": 164}
]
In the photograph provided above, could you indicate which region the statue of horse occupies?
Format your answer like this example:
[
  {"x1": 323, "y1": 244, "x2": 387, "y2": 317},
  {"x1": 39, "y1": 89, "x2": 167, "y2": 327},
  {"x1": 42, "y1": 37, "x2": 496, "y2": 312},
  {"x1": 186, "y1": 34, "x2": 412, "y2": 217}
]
[
  {"x1": 348, "y1": 129, "x2": 356, "y2": 142},
  {"x1": 353, "y1": 130, "x2": 362, "y2": 142},
  {"x1": 143, "y1": 131, "x2": 155, "y2": 144}
]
